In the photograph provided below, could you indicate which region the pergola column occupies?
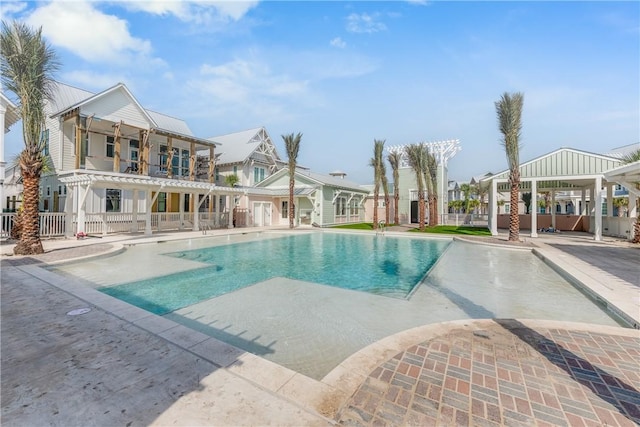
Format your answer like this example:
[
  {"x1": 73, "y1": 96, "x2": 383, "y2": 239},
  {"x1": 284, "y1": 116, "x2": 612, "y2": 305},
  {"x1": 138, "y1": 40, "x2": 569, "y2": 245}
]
[
  {"x1": 581, "y1": 188, "x2": 587, "y2": 215},
  {"x1": 64, "y1": 185, "x2": 74, "y2": 237},
  {"x1": 490, "y1": 179, "x2": 498, "y2": 236},
  {"x1": 606, "y1": 183, "x2": 613, "y2": 217},
  {"x1": 131, "y1": 189, "x2": 138, "y2": 232},
  {"x1": 179, "y1": 193, "x2": 185, "y2": 230},
  {"x1": 227, "y1": 195, "x2": 233, "y2": 229},
  {"x1": 145, "y1": 191, "x2": 152, "y2": 235},
  {"x1": 530, "y1": 179, "x2": 538, "y2": 237},
  {"x1": 594, "y1": 177, "x2": 603, "y2": 241},
  {"x1": 551, "y1": 189, "x2": 556, "y2": 229}
]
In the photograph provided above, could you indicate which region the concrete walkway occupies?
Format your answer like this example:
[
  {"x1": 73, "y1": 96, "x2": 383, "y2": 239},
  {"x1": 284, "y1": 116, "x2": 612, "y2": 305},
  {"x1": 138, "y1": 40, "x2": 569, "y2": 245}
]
[{"x1": 1, "y1": 229, "x2": 639, "y2": 426}]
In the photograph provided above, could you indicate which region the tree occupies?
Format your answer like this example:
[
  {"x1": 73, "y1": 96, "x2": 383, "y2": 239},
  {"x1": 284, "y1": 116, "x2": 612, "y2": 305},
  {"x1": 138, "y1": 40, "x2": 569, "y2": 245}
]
[
  {"x1": 224, "y1": 174, "x2": 239, "y2": 187},
  {"x1": 460, "y1": 183, "x2": 472, "y2": 213},
  {"x1": 369, "y1": 139, "x2": 386, "y2": 229},
  {"x1": 387, "y1": 150, "x2": 402, "y2": 225},
  {"x1": 1, "y1": 21, "x2": 60, "y2": 255},
  {"x1": 282, "y1": 132, "x2": 302, "y2": 229},
  {"x1": 495, "y1": 92, "x2": 524, "y2": 241},
  {"x1": 521, "y1": 192, "x2": 532, "y2": 215},
  {"x1": 425, "y1": 151, "x2": 438, "y2": 226},
  {"x1": 404, "y1": 144, "x2": 427, "y2": 230},
  {"x1": 497, "y1": 200, "x2": 506, "y2": 214}
]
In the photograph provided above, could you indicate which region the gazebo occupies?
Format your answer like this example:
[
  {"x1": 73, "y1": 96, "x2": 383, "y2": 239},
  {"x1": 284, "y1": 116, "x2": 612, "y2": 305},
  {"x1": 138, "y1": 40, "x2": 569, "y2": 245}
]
[{"x1": 482, "y1": 148, "x2": 635, "y2": 241}]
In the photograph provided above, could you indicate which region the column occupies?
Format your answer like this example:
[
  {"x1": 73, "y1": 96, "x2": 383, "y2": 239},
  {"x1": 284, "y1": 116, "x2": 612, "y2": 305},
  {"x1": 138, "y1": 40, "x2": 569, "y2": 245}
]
[
  {"x1": 77, "y1": 185, "x2": 86, "y2": 235},
  {"x1": 0, "y1": 103, "x2": 6, "y2": 212},
  {"x1": 594, "y1": 177, "x2": 602, "y2": 241},
  {"x1": 131, "y1": 189, "x2": 138, "y2": 232},
  {"x1": 227, "y1": 195, "x2": 233, "y2": 229},
  {"x1": 193, "y1": 192, "x2": 199, "y2": 231},
  {"x1": 145, "y1": 190, "x2": 152, "y2": 235},
  {"x1": 179, "y1": 193, "x2": 185, "y2": 230},
  {"x1": 530, "y1": 180, "x2": 538, "y2": 237},
  {"x1": 64, "y1": 185, "x2": 74, "y2": 238},
  {"x1": 551, "y1": 189, "x2": 556, "y2": 229},
  {"x1": 581, "y1": 188, "x2": 586, "y2": 215},
  {"x1": 606, "y1": 183, "x2": 613, "y2": 217},
  {"x1": 490, "y1": 179, "x2": 498, "y2": 235}
]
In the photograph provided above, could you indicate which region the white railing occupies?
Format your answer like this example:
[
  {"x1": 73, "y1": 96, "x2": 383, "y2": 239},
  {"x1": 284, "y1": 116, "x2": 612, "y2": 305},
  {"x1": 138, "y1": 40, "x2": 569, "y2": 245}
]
[
  {"x1": 440, "y1": 213, "x2": 488, "y2": 227},
  {"x1": 0, "y1": 211, "x2": 241, "y2": 239}
]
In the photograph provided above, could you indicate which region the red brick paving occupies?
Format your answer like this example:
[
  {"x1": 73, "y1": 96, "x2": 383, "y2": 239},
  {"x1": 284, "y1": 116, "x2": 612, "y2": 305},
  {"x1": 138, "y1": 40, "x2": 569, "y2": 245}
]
[{"x1": 337, "y1": 321, "x2": 640, "y2": 426}]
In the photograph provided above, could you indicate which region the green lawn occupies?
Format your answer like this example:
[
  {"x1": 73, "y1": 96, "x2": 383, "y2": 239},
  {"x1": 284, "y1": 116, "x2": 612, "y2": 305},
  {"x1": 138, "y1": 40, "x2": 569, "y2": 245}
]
[{"x1": 331, "y1": 223, "x2": 491, "y2": 236}]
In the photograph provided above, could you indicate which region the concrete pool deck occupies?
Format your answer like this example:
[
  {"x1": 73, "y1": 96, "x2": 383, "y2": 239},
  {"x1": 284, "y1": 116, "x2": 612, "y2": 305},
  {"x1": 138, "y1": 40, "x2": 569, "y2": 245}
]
[{"x1": 1, "y1": 229, "x2": 639, "y2": 426}]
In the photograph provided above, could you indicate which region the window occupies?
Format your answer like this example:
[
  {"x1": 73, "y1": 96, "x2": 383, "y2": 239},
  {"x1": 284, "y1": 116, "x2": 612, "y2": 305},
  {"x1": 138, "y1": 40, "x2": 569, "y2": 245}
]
[
  {"x1": 253, "y1": 167, "x2": 265, "y2": 184},
  {"x1": 159, "y1": 145, "x2": 168, "y2": 173},
  {"x1": 106, "y1": 189, "x2": 121, "y2": 212},
  {"x1": 376, "y1": 200, "x2": 386, "y2": 208},
  {"x1": 282, "y1": 201, "x2": 289, "y2": 219},
  {"x1": 41, "y1": 129, "x2": 49, "y2": 156},
  {"x1": 129, "y1": 140, "x2": 139, "y2": 171},
  {"x1": 181, "y1": 149, "x2": 190, "y2": 176},
  {"x1": 46, "y1": 186, "x2": 50, "y2": 196},
  {"x1": 504, "y1": 203, "x2": 510, "y2": 213},
  {"x1": 350, "y1": 199, "x2": 360, "y2": 216},
  {"x1": 335, "y1": 197, "x2": 347, "y2": 216},
  {"x1": 215, "y1": 167, "x2": 220, "y2": 182},
  {"x1": 106, "y1": 136, "x2": 114, "y2": 158},
  {"x1": 157, "y1": 192, "x2": 167, "y2": 212},
  {"x1": 183, "y1": 194, "x2": 190, "y2": 212},
  {"x1": 171, "y1": 147, "x2": 179, "y2": 176}
]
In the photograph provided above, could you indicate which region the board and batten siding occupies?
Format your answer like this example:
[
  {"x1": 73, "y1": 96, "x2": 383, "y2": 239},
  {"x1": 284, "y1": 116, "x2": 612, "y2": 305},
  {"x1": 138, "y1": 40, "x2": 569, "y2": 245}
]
[
  {"x1": 519, "y1": 150, "x2": 621, "y2": 178},
  {"x1": 321, "y1": 186, "x2": 335, "y2": 225},
  {"x1": 83, "y1": 89, "x2": 151, "y2": 130}
]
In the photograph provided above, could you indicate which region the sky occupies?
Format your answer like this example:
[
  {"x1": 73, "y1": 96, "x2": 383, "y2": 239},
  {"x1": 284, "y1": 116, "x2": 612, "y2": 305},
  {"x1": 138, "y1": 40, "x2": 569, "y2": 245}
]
[{"x1": 2, "y1": 0, "x2": 639, "y2": 184}]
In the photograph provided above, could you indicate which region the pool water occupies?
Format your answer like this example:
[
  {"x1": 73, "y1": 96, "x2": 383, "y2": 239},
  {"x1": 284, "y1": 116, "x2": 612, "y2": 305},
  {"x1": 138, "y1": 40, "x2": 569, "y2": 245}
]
[{"x1": 100, "y1": 233, "x2": 451, "y2": 314}]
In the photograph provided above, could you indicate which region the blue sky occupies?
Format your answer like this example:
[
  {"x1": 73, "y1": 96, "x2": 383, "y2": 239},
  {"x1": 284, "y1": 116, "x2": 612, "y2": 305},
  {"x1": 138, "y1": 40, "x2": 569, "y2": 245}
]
[{"x1": 3, "y1": 0, "x2": 639, "y2": 183}]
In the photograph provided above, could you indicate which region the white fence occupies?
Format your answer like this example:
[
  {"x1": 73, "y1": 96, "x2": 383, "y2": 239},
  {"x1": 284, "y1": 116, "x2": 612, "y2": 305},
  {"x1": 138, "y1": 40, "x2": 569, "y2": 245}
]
[
  {"x1": 440, "y1": 213, "x2": 489, "y2": 227},
  {"x1": 0, "y1": 211, "x2": 238, "y2": 239}
]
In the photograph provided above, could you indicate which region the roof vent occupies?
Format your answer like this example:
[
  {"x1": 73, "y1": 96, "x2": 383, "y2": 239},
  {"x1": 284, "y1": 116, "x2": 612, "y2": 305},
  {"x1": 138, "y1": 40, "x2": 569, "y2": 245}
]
[{"x1": 329, "y1": 170, "x2": 347, "y2": 179}]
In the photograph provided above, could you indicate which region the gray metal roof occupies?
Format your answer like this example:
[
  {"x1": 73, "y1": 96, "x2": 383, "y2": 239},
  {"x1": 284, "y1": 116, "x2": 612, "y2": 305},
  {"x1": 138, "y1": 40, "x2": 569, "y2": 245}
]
[
  {"x1": 1, "y1": 92, "x2": 19, "y2": 132},
  {"x1": 207, "y1": 127, "x2": 280, "y2": 165},
  {"x1": 47, "y1": 82, "x2": 193, "y2": 137}
]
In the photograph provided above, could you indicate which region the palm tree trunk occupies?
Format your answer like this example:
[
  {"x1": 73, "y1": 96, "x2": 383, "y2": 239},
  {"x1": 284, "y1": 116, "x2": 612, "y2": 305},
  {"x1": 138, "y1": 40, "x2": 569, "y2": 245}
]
[
  {"x1": 289, "y1": 175, "x2": 294, "y2": 229},
  {"x1": 373, "y1": 188, "x2": 379, "y2": 229},
  {"x1": 418, "y1": 192, "x2": 425, "y2": 230},
  {"x1": 384, "y1": 194, "x2": 390, "y2": 225},
  {"x1": 394, "y1": 192, "x2": 399, "y2": 225},
  {"x1": 14, "y1": 173, "x2": 44, "y2": 254},
  {"x1": 508, "y1": 180, "x2": 520, "y2": 241}
]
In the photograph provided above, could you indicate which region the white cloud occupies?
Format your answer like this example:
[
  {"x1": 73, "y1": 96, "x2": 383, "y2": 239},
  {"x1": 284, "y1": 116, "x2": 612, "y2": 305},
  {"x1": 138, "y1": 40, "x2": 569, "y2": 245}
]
[
  {"x1": 61, "y1": 69, "x2": 130, "y2": 91},
  {"x1": 25, "y1": 1, "x2": 154, "y2": 65},
  {"x1": 123, "y1": 0, "x2": 259, "y2": 24},
  {"x1": 1, "y1": 1, "x2": 28, "y2": 16},
  {"x1": 330, "y1": 37, "x2": 346, "y2": 48},
  {"x1": 346, "y1": 13, "x2": 387, "y2": 34}
]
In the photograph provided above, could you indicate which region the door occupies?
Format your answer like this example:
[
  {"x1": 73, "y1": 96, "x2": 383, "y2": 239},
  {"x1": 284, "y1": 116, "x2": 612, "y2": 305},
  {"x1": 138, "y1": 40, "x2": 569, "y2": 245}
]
[
  {"x1": 411, "y1": 201, "x2": 418, "y2": 223},
  {"x1": 253, "y1": 202, "x2": 272, "y2": 227},
  {"x1": 263, "y1": 203, "x2": 272, "y2": 226}
]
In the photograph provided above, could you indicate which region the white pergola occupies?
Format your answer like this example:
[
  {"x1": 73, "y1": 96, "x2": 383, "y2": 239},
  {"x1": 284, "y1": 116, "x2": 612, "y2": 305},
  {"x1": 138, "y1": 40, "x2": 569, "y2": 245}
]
[
  {"x1": 482, "y1": 148, "x2": 627, "y2": 241},
  {"x1": 59, "y1": 170, "x2": 244, "y2": 235}
]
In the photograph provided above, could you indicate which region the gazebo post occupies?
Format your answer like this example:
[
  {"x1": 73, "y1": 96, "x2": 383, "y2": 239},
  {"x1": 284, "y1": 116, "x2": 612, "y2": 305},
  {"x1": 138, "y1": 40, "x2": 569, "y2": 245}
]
[
  {"x1": 594, "y1": 177, "x2": 603, "y2": 241},
  {"x1": 530, "y1": 179, "x2": 538, "y2": 237}
]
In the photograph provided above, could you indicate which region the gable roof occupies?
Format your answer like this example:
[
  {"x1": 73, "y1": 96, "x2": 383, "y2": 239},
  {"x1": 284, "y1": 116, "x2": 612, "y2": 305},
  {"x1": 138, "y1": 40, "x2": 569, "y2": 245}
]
[
  {"x1": 207, "y1": 127, "x2": 281, "y2": 165},
  {"x1": 257, "y1": 167, "x2": 367, "y2": 193},
  {"x1": 47, "y1": 82, "x2": 195, "y2": 137}
]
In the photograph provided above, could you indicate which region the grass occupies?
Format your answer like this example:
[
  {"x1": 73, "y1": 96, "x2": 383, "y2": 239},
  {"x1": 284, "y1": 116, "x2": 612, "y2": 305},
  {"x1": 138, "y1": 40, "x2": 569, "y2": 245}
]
[{"x1": 331, "y1": 223, "x2": 491, "y2": 236}]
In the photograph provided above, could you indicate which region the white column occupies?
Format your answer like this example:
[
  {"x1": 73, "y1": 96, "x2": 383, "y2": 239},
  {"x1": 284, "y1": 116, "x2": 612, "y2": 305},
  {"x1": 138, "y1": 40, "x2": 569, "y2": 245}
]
[
  {"x1": 179, "y1": 193, "x2": 185, "y2": 230},
  {"x1": 530, "y1": 180, "x2": 538, "y2": 237},
  {"x1": 215, "y1": 194, "x2": 221, "y2": 227},
  {"x1": 0, "y1": 103, "x2": 6, "y2": 212},
  {"x1": 606, "y1": 184, "x2": 613, "y2": 217},
  {"x1": 227, "y1": 195, "x2": 233, "y2": 229},
  {"x1": 551, "y1": 189, "x2": 556, "y2": 229},
  {"x1": 490, "y1": 179, "x2": 498, "y2": 235},
  {"x1": 594, "y1": 177, "x2": 603, "y2": 241},
  {"x1": 581, "y1": 188, "x2": 586, "y2": 215},
  {"x1": 145, "y1": 190, "x2": 152, "y2": 235},
  {"x1": 193, "y1": 193, "x2": 199, "y2": 231},
  {"x1": 77, "y1": 185, "x2": 87, "y2": 235},
  {"x1": 64, "y1": 185, "x2": 74, "y2": 237},
  {"x1": 131, "y1": 189, "x2": 138, "y2": 232}
]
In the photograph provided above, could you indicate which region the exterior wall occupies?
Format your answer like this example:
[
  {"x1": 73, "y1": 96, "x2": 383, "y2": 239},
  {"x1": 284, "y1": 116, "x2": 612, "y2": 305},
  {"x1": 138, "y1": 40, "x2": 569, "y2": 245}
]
[
  {"x1": 85, "y1": 90, "x2": 150, "y2": 129},
  {"x1": 497, "y1": 214, "x2": 588, "y2": 231},
  {"x1": 363, "y1": 196, "x2": 396, "y2": 223},
  {"x1": 397, "y1": 168, "x2": 415, "y2": 224}
]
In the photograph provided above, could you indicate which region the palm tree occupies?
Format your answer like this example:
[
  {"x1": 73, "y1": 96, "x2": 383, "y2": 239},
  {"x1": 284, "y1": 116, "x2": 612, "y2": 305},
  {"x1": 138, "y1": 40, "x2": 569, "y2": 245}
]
[
  {"x1": 495, "y1": 92, "x2": 524, "y2": 241},
  {"x1": 282, "y1": 132, "x2": 302, "y2": 229},
  {"x1": 224, "y1": 174, "x2": 239, "y2": 187},
  {"x1": 426, "y1": 151, "x2": 438, "y2": 226},
  {"x1": 378, "y1": 142, "x2": 391, "y2": 225},
  {"x1": 369, "y1": 139, "x2": 386, "y2": 229},
  {"x1": 1, "y1": 21, "x2": 59, "y2": 255},
  {"x1": 404, "y1": 143, "x2": 426, "y2": 230},
  {"x1": 387, "y1": 150, "x2": 402, "y2": 225}
]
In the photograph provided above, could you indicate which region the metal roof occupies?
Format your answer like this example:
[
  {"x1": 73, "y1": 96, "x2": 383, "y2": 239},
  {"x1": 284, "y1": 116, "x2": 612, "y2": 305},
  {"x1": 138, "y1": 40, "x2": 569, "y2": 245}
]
[
  {"x1": 207, "y1": 127, "x2": 280, "y2": 165},
  {"x1": 259, "y1": 168, "x2": 368, "y2": 193},
  {"x1": 481, "y1": 148, "x2": 625, "y2": 192},
  {"x1": 604, "y1": 160, "x2": 640, "y2": 196}
]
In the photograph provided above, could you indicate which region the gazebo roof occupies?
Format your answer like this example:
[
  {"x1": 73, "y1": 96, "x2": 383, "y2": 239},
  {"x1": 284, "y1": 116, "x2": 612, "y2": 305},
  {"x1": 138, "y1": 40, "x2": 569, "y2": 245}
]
[{"x1": 481, "y1": 148, "x2": 623, "y2": 191}]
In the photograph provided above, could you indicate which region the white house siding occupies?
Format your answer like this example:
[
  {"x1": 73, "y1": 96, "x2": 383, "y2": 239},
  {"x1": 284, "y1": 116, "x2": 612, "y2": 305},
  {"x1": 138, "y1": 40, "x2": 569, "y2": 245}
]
[
  {"x1": 321, "y1": 186, "x2": 336, "y2": 225},
  {"x1": 83, "y1": 89, "x2": 151, "y2": 130}
]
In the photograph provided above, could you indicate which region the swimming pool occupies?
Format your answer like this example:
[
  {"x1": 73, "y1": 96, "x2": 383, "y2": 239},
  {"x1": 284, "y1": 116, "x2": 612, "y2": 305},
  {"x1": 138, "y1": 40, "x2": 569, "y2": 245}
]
[
  {"x1": 99, "y1": 233, "x2": 451, "y2": 314},
  {"x1": 50, "y1": 231, "x2": 624, "y2": 380}
]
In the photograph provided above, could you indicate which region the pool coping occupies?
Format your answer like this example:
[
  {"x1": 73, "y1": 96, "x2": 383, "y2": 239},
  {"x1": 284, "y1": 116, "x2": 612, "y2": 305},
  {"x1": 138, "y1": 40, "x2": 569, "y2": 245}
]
[{"x1": 4, "y1": 229, "x2": 639, "y2": 420}]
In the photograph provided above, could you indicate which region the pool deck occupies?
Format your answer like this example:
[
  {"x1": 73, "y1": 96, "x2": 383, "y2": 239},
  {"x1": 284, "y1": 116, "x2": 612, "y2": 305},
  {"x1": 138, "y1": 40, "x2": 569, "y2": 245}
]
[{"x1": 1, "y1": 229, "x2": 639, "y2": 426}]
